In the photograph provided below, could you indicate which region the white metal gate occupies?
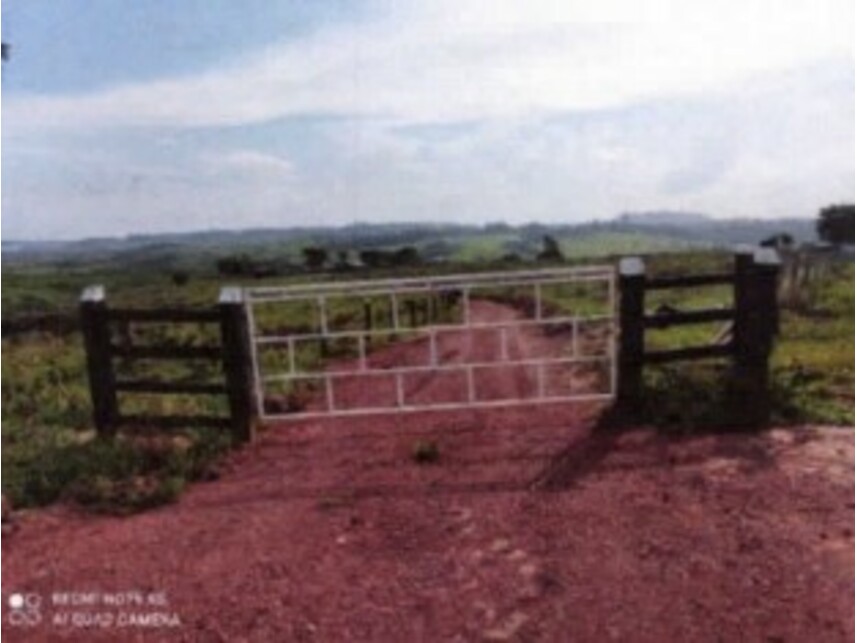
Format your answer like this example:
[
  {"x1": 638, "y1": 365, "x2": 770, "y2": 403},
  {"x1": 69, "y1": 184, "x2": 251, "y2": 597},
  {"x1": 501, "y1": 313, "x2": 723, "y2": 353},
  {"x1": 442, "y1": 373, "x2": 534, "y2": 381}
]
[{"x1": 245, "y1": 266, "x2": 616, "y2": 421}]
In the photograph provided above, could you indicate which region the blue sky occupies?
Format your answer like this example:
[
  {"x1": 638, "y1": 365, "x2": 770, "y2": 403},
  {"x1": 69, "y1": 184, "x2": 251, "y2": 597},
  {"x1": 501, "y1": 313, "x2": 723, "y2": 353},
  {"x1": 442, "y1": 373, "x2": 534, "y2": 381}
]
[{"x1": 2, "y1": 0, "x2": 853, "y2": 239}]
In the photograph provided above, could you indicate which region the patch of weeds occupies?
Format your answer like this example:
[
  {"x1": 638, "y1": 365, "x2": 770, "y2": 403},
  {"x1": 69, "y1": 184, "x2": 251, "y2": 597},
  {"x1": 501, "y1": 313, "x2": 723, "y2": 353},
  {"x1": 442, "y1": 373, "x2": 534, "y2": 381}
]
[
  {"x1": 630, "y1": 358, "x2": 853, "y2": 433},
  {"x1": 2, "y1": 427, "x2": 231, "y2": 514},
  {"x1": 264, "y1": 380, "x2": 318, "y2": 415},
  {"x1": 70, "y1": 474, "x2": 186, "y2": 515},
  {"x1": 285, "y1": 385, "x2": 316, "y2": 413},
  {"x1": 412, "y1": 440, "x2": 440, "y2": 464},
  {"x1": 68, "y1": 429, "x2": 229, "y2": 514},
  {"x1": 771, "y1": 364, "x2": 855, "y2": 426},
  {"x1": 167, "y1": 427, "x2": 232, "y2": 481},
  {"x1": 638, "y1": 364, "x2": 737, "y2": 433}
]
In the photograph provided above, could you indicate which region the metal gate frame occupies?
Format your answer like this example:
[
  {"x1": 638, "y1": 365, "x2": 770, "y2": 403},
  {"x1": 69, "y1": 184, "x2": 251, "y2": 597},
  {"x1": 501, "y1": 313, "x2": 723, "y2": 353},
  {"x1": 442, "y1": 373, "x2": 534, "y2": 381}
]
[{"x1": 245, "y1": 266, "x2": 617, "y2": 421}]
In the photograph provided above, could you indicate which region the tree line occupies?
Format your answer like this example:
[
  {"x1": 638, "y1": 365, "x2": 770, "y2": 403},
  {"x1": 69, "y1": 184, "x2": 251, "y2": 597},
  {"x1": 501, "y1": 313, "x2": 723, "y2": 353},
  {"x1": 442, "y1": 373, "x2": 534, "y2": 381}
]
[
  {"x1": 208, "y1": 203, "x2": 852, "y2": 280},
  {"x1": 816, "y1": 204, "x2": 854, "y2": 246},
  {"x1": 214, "y1": 245, "x2": 426, "y2": 277},
  {"x1": 212, "y1": 235, "x2": 568, "y2": 278}
]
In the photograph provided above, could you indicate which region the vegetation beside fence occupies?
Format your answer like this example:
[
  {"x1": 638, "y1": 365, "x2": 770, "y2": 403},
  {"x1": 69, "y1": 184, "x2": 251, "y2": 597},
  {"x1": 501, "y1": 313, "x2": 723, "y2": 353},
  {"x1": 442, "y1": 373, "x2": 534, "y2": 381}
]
[{"x1": 635, "y1": 259, "x2": 854, "y2": 431}]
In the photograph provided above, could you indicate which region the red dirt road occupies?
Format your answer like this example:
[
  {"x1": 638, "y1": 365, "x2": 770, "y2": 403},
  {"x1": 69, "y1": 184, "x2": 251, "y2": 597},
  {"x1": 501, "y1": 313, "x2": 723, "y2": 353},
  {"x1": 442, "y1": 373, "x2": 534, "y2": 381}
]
[{"x1": 2, "y1": 302, "x2": 854, "y2": 642}]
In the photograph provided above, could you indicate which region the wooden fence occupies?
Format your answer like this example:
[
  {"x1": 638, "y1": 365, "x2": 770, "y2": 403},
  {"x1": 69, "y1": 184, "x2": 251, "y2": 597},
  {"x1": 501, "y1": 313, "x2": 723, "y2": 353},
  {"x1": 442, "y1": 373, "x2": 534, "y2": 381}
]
[
  {"x1": 79, "y1": 286, "x2": 255, "y2": 443},
  {"x1": 79, "y1": 250, "x2": 781, "y2": 439},
  {"x1": 778, "y1": 246, "x2": 840, "y2": 309},
  {"x1": 617, "y1": 248, "x2": 781, "y2": 424}
]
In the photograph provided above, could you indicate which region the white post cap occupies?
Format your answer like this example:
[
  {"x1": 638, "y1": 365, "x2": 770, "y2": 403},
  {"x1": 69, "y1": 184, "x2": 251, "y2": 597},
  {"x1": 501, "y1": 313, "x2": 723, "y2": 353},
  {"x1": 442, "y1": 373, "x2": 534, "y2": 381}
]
[
  {"x1": 619, "y1": 257, "x2": 645, "y2": 276},
  {"x1": 218, "y1": 286, "x2": 244, "y2": 304},
  {"x1": 754, "y1": 247, "x2": 782, "y2": 266},
  {"x1": 80, "y1": 285, "x2": 106, "y2": 302}
]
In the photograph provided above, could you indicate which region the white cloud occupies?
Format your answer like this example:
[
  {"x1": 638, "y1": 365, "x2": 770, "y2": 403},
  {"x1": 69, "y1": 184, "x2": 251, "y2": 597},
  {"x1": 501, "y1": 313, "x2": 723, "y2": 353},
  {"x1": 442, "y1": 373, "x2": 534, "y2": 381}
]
[
  {"x1": 4, "y1": 0, "x2": 853, "y2": 130},
  {"x1": 205, "y1": 150, "x2": 296, "y2": 178},
  {"x1": 4, "y1": 58, "x2": 852, "y2": 238}
]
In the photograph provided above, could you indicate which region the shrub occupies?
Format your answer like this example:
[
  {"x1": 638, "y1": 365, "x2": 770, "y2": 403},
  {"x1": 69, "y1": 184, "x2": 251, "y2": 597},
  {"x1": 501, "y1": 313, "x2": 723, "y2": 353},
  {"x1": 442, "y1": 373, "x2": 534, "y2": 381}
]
[
  {"x1": 170, "y1": 271, "x2": 190, "y2": 286},
  {"x1": 412, "y1": 440, "x2": 440, "y2": 464}
]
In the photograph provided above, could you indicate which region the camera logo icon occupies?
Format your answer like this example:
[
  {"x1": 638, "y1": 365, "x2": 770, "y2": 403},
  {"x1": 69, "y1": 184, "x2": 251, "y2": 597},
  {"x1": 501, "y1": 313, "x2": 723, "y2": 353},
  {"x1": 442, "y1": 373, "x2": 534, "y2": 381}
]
[{"x1": 7, "y1": 593, "x2": 42, "y2": 627}]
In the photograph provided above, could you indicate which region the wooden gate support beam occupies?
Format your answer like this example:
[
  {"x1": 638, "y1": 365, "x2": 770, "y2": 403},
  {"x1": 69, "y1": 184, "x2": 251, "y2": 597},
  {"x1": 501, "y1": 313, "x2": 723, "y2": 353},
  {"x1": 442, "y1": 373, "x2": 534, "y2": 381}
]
[
  {"x1": 219, "y1": 287, "x2": 256, "y2": 444},
  {"x1": 617, "y1": 258, "x2": 646, "y2": 411},
  {"x1": 80, "y1": 285, "x2": 119, "y2": 437},
  {"x1": 732, "y1": 248, "x2": 781, "y2": 426}
]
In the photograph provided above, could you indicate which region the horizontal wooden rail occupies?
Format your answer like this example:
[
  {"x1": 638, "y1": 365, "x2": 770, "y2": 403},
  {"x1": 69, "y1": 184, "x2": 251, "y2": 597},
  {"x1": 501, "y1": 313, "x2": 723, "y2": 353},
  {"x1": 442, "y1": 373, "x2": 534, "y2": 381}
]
[
  {"x1": 643, "y1": 343, "x2": 734, "y2": 364},
  {"x1": 643, "y1": 308, "x2": 735, "y2": 329},
  {"x1": 118, "y1": 414, "x2": 231, "y2": 429},
  {"x1": 110, "y1": 344, "x2": 223, "y2": 360},
  {"x1": 114, "y1": 379, "x2": 228, "y2": 395},
  {"x1": 107, "y1": 308, "x2": 220, "y2": 324},
  {"x1": 645, "y1": 273, "x2": 735, "y2": 290}
]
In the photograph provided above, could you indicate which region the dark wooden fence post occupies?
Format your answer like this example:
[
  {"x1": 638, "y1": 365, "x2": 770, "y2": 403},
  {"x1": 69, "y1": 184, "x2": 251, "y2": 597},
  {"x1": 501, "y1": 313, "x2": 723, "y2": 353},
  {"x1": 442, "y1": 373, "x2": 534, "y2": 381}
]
[
  {"x1": 733, "y1": 247, "x2": 755, "y2": 356},
  {"x1": 219, "y1": 287, "x2": 255, "y2": 444},
  {"x1": 732, "y1": 247, "x2": 758, "y2": 425},
  {"x1": 80, "y1": 285, "x2": 119, "y2": 437},
  {"x1": 389, "y1": 297, "x2": 399, "y2": 340},
  {"x1": 363, "y1": 299, "x2": 373, "y2": 347},
  {"x1": 363, "y1": 300, "x2": 373, "y2": 331},
  {"x1": 406, "y1": 300, "x2": 417, "y2": 328},
  {"x1": 732, "y1": 248, "x2": 781, "y2": 426},
  {"x1": 617, "y1": 258, "x2": 646, "y2": 411}
]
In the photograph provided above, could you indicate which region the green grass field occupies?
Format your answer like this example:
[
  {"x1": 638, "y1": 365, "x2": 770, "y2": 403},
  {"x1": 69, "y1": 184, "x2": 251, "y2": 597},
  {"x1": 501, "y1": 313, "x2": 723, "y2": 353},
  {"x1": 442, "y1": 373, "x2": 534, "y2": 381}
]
[
  {"x1": 450, "y1": 233, "x2": 520, "y2": 262},
  {"x1": 559, "y1": 231, "x2": 699, "y2": 258},
  {"x1": 445, "y1": 230, "x2": 700, "y2": 263}
]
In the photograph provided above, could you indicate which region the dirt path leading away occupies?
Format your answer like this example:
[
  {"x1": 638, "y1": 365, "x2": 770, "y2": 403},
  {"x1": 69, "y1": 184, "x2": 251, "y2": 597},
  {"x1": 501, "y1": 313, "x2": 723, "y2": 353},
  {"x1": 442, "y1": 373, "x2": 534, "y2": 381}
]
[
  {"x1": 2, "y1": 302, "x2": 854, "y2": 642},
  {"x1": 304, "y1": 299, "x2": 608, "y2": 414}
]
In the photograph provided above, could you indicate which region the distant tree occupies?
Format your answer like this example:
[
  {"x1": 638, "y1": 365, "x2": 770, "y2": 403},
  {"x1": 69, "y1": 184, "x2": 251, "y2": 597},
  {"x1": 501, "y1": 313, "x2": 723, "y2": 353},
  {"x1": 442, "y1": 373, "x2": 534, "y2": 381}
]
[
  {"x1": 817, "y1": 204, "x2": 854, "y2": 245},
  {"x1": 302, "y1": 246, "x2": 328, "y2": 271},
  {"x1": 251, "y1": 262, "x2": 278, "y2": 279},
  {"x1": 170, "y1": 270, "x2": 190, "y2": 286},
  {"x1": 271, "y1": 259, "x2": 302, "y2": 276},
  {"x1": 536, "y1": 235, "x2": 564, "y2": 262},
  {"x1": 216, "y1": 254, "x2": 254, "y2": 276},
  {"x1": 334, "y1": 249, "x2": 353, "y2": 271},
  {"x1": 391, "y1": 246, "x2": 421, "y2": 266},
  {"x1": 358, "y1": 246, "x2": 421, "y2": 268},
  {"x1": 359, "y1": 249, "x2": 386, "y2": 269},
  {"x1": 760, "y1": 233, "x2": 794, "y2": 250},
  {"x1": 216, "y1": 257, "x2": 234, "y2": 276}
]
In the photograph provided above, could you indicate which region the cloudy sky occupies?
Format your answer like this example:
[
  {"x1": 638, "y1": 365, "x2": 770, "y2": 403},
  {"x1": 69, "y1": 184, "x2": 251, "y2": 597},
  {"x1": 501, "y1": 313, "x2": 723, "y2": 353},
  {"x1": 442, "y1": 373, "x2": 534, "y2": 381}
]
[{"x1": 1, "y1": 0, "x2": 853, "y2": 240}]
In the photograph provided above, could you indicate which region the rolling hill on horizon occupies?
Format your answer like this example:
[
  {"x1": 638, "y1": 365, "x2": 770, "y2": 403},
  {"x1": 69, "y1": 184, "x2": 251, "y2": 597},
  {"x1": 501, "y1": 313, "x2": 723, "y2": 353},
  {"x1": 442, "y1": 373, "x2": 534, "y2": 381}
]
[{"x1": 2, "y1": 212, "x2": 820, "y2": 269}]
